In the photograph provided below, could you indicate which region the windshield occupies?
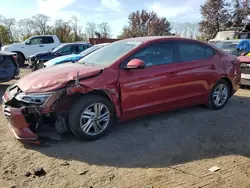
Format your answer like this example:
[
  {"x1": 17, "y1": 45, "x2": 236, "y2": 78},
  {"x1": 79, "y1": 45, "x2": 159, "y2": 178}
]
[
  {"x1": 215, "y1": 31, "x2": 236, "y2": 40},
  {"x1": 51, "y1": 44, "x2": 65, "y2": 53},
  {"x1": 77, "y1": 40, "x2": 142, "y2": 65},
  {"x1": 79, "y1": 44, "x2": 107, "y2": 56},
  {"x1": 215, "y1": 41, "x2": 239, "y2": 50}
]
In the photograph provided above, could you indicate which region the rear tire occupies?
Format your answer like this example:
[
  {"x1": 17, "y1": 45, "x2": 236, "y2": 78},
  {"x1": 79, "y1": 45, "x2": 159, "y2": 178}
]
[
  {"x1": 68, "y1": 95, "x2": 114, "y2": 141},
  {"x1": 37, "y1": 60, "x2": 44, "y2": 70},
  {"x1": 207, "y1": 79, "x2": 231, "y2": 110},
  {"x1": 16, "y1": 52, "x2": 25, "y2": 66}
]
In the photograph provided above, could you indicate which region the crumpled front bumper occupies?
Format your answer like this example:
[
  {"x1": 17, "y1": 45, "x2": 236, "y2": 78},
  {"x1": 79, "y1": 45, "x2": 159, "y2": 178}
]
[
  {"x1": 3, "y1": 105, "x2": 39, "y2": 143},
  {"x1": 2, "y1": 91, "x2": 40, "y2": 144}
]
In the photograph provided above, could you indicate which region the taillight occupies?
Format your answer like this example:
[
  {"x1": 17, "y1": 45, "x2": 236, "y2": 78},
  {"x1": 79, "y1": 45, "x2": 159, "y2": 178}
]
[{"x1": 13, "y1": 55, "x2": 17, "y2": 62}]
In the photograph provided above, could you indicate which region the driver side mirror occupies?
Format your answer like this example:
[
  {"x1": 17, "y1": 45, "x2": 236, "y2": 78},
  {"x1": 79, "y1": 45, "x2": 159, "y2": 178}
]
[{"x1": 126, "y1": 59, "x2": 145, "y2": 69}]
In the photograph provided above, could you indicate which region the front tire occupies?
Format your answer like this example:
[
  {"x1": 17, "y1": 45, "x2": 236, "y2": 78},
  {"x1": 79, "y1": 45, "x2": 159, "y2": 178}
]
[
  {"x1": 68, "y1": 95, "x2": 114, "y2": 141},
  {"x1": 207, "y1": 79, "x2": 231, "y2": 110},
  {"x1": 36, "y1": 60, "x2": 44, "y2": 70}
]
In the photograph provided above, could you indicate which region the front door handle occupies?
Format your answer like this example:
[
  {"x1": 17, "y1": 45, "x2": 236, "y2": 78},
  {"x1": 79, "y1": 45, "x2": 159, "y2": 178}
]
[
  {"x1": 167, "y1": 72, "x2": 176, "y2": 77},
  {"x1": 209, "y1": 65, "x2": 216, "y2": 70},
  {"x1": 39, "y1": 45, "x2": 44, "y2": 47}
]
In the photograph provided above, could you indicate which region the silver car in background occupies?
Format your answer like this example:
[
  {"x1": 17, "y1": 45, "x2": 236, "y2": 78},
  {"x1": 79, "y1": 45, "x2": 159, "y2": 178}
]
[{"x1": 215, "y1": 40, "x2": 240, "y2": 56}]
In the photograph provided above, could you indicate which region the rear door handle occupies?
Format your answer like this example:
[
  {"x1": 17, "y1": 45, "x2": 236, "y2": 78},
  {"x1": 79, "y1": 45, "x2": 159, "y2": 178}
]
[
  {"x1": 209, "y1": 65, "x2": 216, "y2": 70},
  {"x1": 167, "y1": 72, "x2": 176, "y2": 77},
  {"x1": 39, "y1": 45, "x2": 44, "y2": 47}
]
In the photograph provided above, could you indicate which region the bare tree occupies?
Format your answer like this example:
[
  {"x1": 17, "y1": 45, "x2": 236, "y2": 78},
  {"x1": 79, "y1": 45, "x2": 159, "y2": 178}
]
[
  {"x1": 98, "y1": 22, "x2": 111, "y2": 38},
  {"x1": 18, "y1": 19, "x2": 34, "y2": 37},
  {"x1": 32, "y1": 14, "x2": 50, "y2": 34},
  {"x1": 53, "y1": 19, "x2": 72, "y2": 42},
  {"x1": 0, "y1": 17, "x2": 16, "y2": 41},
  {"x1": 171, "y1": 22, "x2": 200, "y2": 39},
  {"x1": 188, "y1": 23, "x2": 200, "y2": 39},
  {"x1": 70, "y1": 16, "x2": 81, "y2": 42},
  {"x1": 170, "y1": 22, "x2": 182, "y2": 36},
  {"x1": 85, "y1": 22, "x2": 97, "y2": 38}
]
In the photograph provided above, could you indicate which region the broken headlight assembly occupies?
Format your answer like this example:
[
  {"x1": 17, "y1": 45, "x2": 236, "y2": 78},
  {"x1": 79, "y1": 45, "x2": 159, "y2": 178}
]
[{"x1": 15, "y1": 93, "x2": 52, "y2": 106}]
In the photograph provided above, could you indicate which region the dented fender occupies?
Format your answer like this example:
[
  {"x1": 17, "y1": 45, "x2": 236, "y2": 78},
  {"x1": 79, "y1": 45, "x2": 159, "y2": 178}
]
[{"x1": 65, "y1": 82, "x2": 122, "y2": 118}]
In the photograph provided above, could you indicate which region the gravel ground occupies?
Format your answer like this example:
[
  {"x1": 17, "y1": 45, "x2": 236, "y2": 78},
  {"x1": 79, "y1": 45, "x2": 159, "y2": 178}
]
[{"x1": 1, "y1": 68, "x2": 250, "y2": 188}]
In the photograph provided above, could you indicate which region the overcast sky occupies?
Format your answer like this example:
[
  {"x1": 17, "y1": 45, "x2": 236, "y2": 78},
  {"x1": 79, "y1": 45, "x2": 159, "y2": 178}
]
[{"x1": 0, "y1": 0, "x2": 204, "y2": 37}]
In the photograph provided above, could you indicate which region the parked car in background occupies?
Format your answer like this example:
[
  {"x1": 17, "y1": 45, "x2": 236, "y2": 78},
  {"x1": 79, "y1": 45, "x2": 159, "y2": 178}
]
[
  {"x1": 215, "y1": 39, "x2": 250, "y2": 56},
  {"x1": 29, "y1": 42, "x2": 92, "y2": 71},
  {"x1": 208, "y1": 31, "x2": 236, "y2": 45},
  {"x1": 237, "y1": 51, "x2": 250, "y2": 86},
  {"x1": 215, "y1": 40, "x2": 241, "y2": 56},
  {"x1": 0, "y1": 52, "x2": 19, "y2": 82},
  {"x1": 43, "y1": 43, "x2": 109, "y2": 69},
  {"x1": 1, "y1": 35, "x2": 60, "y2": 66},
  {"x1": 235, "y1": 39, "x2": 250, "y2": 56},
  {"x1": 2, "y1": 37, "x2": 240, "y2": 144}
]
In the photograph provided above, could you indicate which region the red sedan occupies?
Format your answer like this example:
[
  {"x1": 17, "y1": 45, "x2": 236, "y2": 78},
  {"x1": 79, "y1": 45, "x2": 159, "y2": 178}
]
[{"x1": 2, "y1": 37, "x2": 241, "y2": 143}]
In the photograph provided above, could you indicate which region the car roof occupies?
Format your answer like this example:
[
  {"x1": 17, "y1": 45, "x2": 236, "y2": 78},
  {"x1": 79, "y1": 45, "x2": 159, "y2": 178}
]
[
  {"x1": 95, "y1": 43, "x2": 109, "y2": 46},
  {"x1": 60, "y1": 42, "x2": 92, "y2": 46},
  {"x1": 121, "y1": 36, "x2": 206, "y2": 44}
]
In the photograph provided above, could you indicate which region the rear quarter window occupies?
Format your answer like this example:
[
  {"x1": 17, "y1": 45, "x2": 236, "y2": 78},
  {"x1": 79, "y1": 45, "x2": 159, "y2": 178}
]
[
  {"x1": 205, "y1": 47, "x2": 215, "y2": 58},
  {"x1": 177, "y1": 42, "x2": 215, "y2": 62},
  {"x1": 42, "y1": 37, "x2": 54, "y2": 44}
]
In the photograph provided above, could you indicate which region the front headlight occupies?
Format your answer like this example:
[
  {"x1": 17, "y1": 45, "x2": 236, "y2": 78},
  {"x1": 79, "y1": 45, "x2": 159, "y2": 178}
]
[
  {"x1": 1, "y1": 46, "x2": 7, "y2": 51},
  {"x1": 15, "y1": 93, "x2": 52, "y2": 105}
]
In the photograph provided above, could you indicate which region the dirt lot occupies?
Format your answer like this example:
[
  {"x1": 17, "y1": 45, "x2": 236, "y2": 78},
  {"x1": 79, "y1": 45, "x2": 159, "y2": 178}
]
[{"x1": 1, "y1": 68, "x2": 250, "y2": 188}]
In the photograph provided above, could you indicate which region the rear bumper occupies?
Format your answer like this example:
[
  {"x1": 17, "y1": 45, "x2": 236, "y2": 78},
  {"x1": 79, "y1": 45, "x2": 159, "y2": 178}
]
[
  {"x1": 3, "y1": 104, "x2": 39, "y2": 144},
  {"x1": 241, "y1": 78, "x2": 250, "y2": 86}
]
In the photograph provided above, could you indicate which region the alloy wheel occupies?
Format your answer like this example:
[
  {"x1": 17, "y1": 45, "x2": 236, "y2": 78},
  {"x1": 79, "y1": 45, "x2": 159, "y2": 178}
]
[
  {"x1": 213, "y1": 83, "x2": 228, "y2": 107},
  {"x1": 80, "y1": 103, "x2": 110, "y2": 136}
]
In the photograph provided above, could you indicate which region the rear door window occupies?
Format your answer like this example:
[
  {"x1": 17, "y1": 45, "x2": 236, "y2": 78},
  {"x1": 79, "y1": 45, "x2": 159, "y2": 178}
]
[
  {"x1": 205, "y1": 47, "x2": 215, "y2": 58},
  {"x1": 58, "y1": 45, "x2": 74, "y2": 54},
  {"x1": 177, "y1": 42, "x2": 215, "y2": 62},
  {"x1": 42, "y1": 36, "x2": 54, "y2": 44},
  {"x1": 75, "y1": 45, "x2": 89, "y2": 53}
]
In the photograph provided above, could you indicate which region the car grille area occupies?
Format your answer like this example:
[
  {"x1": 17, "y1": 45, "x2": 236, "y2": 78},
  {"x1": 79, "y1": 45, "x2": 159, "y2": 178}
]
[{"x1": 240, "y1": 63, "x2": 250, "y2": 74}]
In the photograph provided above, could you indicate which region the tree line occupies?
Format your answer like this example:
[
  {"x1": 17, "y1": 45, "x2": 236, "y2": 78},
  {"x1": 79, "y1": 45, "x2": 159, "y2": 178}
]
[
  {"x1": 199, "y1": 0, "x2": 250, "y2": 40},
  {"x1": 0, "y1": 14, "x2": 112, "y2": 44}
]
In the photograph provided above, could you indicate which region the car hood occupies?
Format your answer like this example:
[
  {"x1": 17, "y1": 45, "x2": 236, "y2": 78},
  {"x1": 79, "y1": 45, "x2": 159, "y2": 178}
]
[
  {"x1": 44, "y1": 54, "x2": 82, "y2": 67},
  {"x1": 17, "y1": 63, "x2": 103, "y2": 93},
  {"x1": 237, "y1": 56, "x2": 250, "y2": 63},
  {"x1": 32, "y1": 51, "x2": 52, "y2": 57},
  {"x1": 2, "y1": 43, "x2": 22, "y2": 49}
]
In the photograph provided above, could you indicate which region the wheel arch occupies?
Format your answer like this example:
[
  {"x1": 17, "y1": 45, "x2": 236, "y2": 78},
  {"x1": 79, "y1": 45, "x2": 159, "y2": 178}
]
[
  {"x1": 12, "y1": 51, "x2": 25, "y2": 59},
  {"x1": 220, "y1": 77, "x2": 233, "y2": 96},
  {"x1": 70, "y1": 89, "x2": 121, "y2": 119}
]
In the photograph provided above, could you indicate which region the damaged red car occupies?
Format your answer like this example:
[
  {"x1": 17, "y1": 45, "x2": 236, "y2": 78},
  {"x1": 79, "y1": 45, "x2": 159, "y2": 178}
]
[{"x1": 2, "y1": 36, "x2": 241, "y2": 143}]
